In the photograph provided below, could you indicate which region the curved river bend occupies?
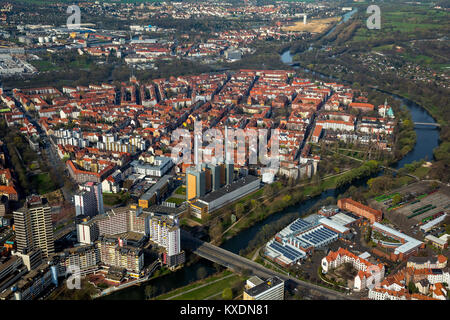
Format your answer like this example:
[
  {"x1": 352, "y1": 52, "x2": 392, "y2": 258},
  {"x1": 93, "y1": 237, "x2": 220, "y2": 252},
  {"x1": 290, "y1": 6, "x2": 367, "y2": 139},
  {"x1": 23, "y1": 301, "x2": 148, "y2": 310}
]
[{"x1": 102, "y1": 48, "x2": 440, "y2": 302}]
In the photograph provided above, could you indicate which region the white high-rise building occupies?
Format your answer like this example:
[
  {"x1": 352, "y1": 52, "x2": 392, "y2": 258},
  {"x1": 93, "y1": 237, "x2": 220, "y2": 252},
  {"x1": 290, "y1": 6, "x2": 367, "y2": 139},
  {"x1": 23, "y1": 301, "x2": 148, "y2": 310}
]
[
  {"x1": 76, "y1": 219, "x2": 99, "y2": 245},
  {"x1": 74, "y1": 182, "x2": 104, "y2": 217},
  {"x1": 13, "y1": 195, "x2": 54, "y2": 258},
  {"x1": 149, "y1": 216, "x2": 180, "y2": 256}
]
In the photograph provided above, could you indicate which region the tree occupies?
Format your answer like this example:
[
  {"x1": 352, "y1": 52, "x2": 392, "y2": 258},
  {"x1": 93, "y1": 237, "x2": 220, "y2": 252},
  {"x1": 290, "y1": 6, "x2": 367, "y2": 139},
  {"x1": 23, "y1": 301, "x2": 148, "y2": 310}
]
[
  {"x1": 145, "y1": 285, "x2": 157, "y2": 299},
  {"x1": 407, "y1": 281, "x2": 418, "y2": 294},
  {"x1": 263, "y1": 185, "x2": 274, "y2": 198},
  {"x1": 365, "y1": 226, "x2": 372, "y2": 243},
  {"x1": 222, "y1": 287, "x2": 233, "y2": 300},
  {"x1": 251, "y1": 199, "x2": 262, "y2": 213},
  {"x1": 209, "y1": 221, "x2": 223, "y2": 241},
  {"x1": 234, "y1": 203, "x2": 245, "y2": 219},
  {"x1": 196, "y1": 266, "x2": 207, "y2": 279},
  {"x1": 392, "y1": 194, "x2": 403, "y2": 206}
]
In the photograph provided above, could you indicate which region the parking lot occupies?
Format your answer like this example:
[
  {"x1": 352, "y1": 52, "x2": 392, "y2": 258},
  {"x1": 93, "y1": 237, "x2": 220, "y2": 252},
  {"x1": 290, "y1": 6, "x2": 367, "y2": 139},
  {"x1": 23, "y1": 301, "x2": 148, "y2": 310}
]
[
  {"x1": 371, "y1": 182, "x2": 449, "y2": 228},
  {"x1": 393, "y1": 191, "x2": 449, "y2": 222}
]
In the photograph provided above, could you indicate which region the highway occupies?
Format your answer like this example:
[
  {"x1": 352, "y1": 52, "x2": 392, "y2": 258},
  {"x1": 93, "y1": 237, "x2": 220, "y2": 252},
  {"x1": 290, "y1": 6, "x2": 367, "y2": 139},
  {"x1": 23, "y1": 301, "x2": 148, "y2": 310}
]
[{"x1": 181, "y1": 231, "x2": 355, "y2": 300}]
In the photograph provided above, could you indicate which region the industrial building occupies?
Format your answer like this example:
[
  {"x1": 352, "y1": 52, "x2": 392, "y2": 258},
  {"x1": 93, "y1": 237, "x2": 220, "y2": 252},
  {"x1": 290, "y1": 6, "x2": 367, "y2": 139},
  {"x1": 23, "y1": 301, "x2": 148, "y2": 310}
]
[
  {"x1": 337, "y1": 198, "x2": 382, "y2": 223},
  {"x1": 265, "y1": 213, "x2": 352, "y2": 267},
  {"x1": 419, "y1": 213, "x2": 447, "y2": 233}
]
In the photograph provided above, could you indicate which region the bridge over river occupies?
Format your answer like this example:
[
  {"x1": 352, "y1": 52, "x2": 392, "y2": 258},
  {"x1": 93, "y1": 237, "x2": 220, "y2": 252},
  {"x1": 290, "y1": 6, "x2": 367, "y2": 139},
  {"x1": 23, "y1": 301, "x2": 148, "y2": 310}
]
[{"x1": 181, "y1": 230, "x2": 356, "y2": 300}]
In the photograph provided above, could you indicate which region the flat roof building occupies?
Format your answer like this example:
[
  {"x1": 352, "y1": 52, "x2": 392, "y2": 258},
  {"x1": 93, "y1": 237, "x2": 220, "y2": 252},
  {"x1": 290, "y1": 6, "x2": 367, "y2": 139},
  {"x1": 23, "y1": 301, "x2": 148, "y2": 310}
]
[
  {"x1": 13, "y1": 195, "x2": 54, "y2": 258},
  {"x1": 191, "y1": 175, "x2": 260, "y2": 217},
  {"x1": 372, "y1": 222, "x2": 424, "y2": 259},
  {"x1": 243, "y1": 276, "x2": 284, "y2": 300}
]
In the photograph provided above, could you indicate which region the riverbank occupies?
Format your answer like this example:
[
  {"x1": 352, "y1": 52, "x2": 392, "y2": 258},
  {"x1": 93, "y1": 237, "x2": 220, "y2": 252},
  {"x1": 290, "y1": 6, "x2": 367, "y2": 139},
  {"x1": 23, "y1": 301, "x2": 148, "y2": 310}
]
[
  {"x1": 154, "y1": 270, "x2": 241, "y2": 300},
  {"x1": 103, "y1": 49, "x2": 441, "y2": 300},
  {"x1": 221, "y1": 164, "x2": 364, "y2": 241}
]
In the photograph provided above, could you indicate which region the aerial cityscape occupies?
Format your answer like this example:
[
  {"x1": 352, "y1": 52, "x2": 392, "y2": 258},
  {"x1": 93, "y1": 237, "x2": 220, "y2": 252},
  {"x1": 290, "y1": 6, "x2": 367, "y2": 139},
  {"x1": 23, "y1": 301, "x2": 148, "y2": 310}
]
[{"x1": 0, "y1": 0, "x2": 448, "y2": 308}]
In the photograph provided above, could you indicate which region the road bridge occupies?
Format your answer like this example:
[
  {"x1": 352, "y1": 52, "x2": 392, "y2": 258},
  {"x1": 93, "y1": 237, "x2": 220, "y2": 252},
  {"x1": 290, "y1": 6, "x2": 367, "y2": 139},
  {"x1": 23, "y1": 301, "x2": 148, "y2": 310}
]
[
  {"x1": 412, "y1": 122, "x2": 440, "y2": 127},
  {"x1": 181, "y1": 230, "x2": 355, "y2": 300}
]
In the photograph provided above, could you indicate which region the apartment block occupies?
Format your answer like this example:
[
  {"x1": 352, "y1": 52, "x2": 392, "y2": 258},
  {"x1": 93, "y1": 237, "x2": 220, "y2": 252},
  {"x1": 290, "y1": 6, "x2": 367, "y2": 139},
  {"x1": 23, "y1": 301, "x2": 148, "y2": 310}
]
[{"x1": 13, "y1": 195, "x2": 54, "y2": 258}]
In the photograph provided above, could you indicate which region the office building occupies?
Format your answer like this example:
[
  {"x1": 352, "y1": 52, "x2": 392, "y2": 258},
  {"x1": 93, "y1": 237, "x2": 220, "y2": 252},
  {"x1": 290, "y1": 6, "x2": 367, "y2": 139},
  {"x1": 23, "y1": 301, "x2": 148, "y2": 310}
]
[
  {"x1": 186, "y1": 162, "x2": 235, "y2": 202},
  {"x1": 243, "y1": 276, "x2": 284, "y2": 300},
  {"x1": 186, "y1": 167, "x2": 206, "y2": 201},
  {"x1": 207, "y1": 163, "x2": 221, "y2": 191},
  {"x1": 138, "y1": 174, "x2": 173, "y2": 208},
  {"x1": 372, "y1": 222, "x2": 424, "y2": 260},
  {"x1": 130, "y1": 156, "x2": 173, "y2": 177},
  {"x1": 190, "y1": 175, "x2": 260, "y2": 218},
  {"x1": 226, "y1": 163, "x2": 234, "y2": 185},
  {"x1": 13, "y1": 195, "x2": 54, "y2": 258}
]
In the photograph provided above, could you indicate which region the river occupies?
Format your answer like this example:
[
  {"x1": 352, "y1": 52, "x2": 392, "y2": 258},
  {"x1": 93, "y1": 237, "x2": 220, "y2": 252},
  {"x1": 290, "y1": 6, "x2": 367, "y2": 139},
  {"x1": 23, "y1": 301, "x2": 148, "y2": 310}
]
[
  {"x1": 103, "y1": 75, "x2": 439, "y2": 300},
  {"x1": 323, "y1": 8, "x2": 358, "y2": 38},
  {"x1": 103, "y1": 28, "x2": 440, "y2": 302}
]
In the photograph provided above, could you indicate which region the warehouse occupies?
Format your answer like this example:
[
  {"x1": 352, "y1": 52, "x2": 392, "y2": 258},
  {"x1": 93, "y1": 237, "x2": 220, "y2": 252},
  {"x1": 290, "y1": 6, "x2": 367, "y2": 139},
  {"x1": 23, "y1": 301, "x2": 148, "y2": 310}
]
[{"x1": 265, "y1": 239, "x2": 307, "y2": 267}]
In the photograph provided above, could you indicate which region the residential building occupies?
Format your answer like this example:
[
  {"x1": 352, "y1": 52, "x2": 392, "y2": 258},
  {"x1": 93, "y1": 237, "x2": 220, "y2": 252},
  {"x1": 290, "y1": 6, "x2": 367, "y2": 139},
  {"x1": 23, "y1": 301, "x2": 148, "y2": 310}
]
[
  {"x1": 96, "y1": 236, "x2": 144, "y2": 277},
  {"x1": 74, "y1": 182, "x2": 104, "y2": 217},
  {"x1": 407, "y1": 255, "x2": 447, "y2": 270},
  {"x1": 53, "y1": 244, "x2": 100, "y2": 276},
  {"x1": 13, "y1": 195, "x2": 54, "y2": 258},
  {"x1": 76, "y1": 216, "x2": 100, "y2": 244},
  {"x1": 321, "y1": 247, "x2": 385, "y2": 292}
]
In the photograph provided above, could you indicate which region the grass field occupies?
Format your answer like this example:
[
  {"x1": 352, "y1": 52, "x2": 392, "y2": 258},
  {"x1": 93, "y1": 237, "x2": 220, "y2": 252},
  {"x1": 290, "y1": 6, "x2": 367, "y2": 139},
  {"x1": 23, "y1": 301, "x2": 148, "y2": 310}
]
[
  {"x1": 30, "y1": 60, "x2": 59, "y2": 72},
  {"x1": 166, "y1": 197, "x2": 185, "y2": 205},
  {"x1": 174, "y1": 186, "x2": 186, "y2": 196},
  {"x1": 282, "y1": 17, "x2": 340, "y2": 33},
  {"x1": 103, "y1": 192, "x2": 130, "y2": 206},
  {"x1": 155, "y1": 271, "x2": 241, "y2": 300},
  {"x1": 352, "y1": 6, "x2": 449, "y2": 43}
]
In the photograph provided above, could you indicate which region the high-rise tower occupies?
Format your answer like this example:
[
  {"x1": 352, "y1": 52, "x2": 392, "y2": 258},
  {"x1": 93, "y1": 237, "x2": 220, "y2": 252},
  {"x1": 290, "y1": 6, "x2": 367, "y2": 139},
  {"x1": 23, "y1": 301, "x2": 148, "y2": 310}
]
[{"x1": 13, "y1": 195, "x2": 54, "y2": 258}]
